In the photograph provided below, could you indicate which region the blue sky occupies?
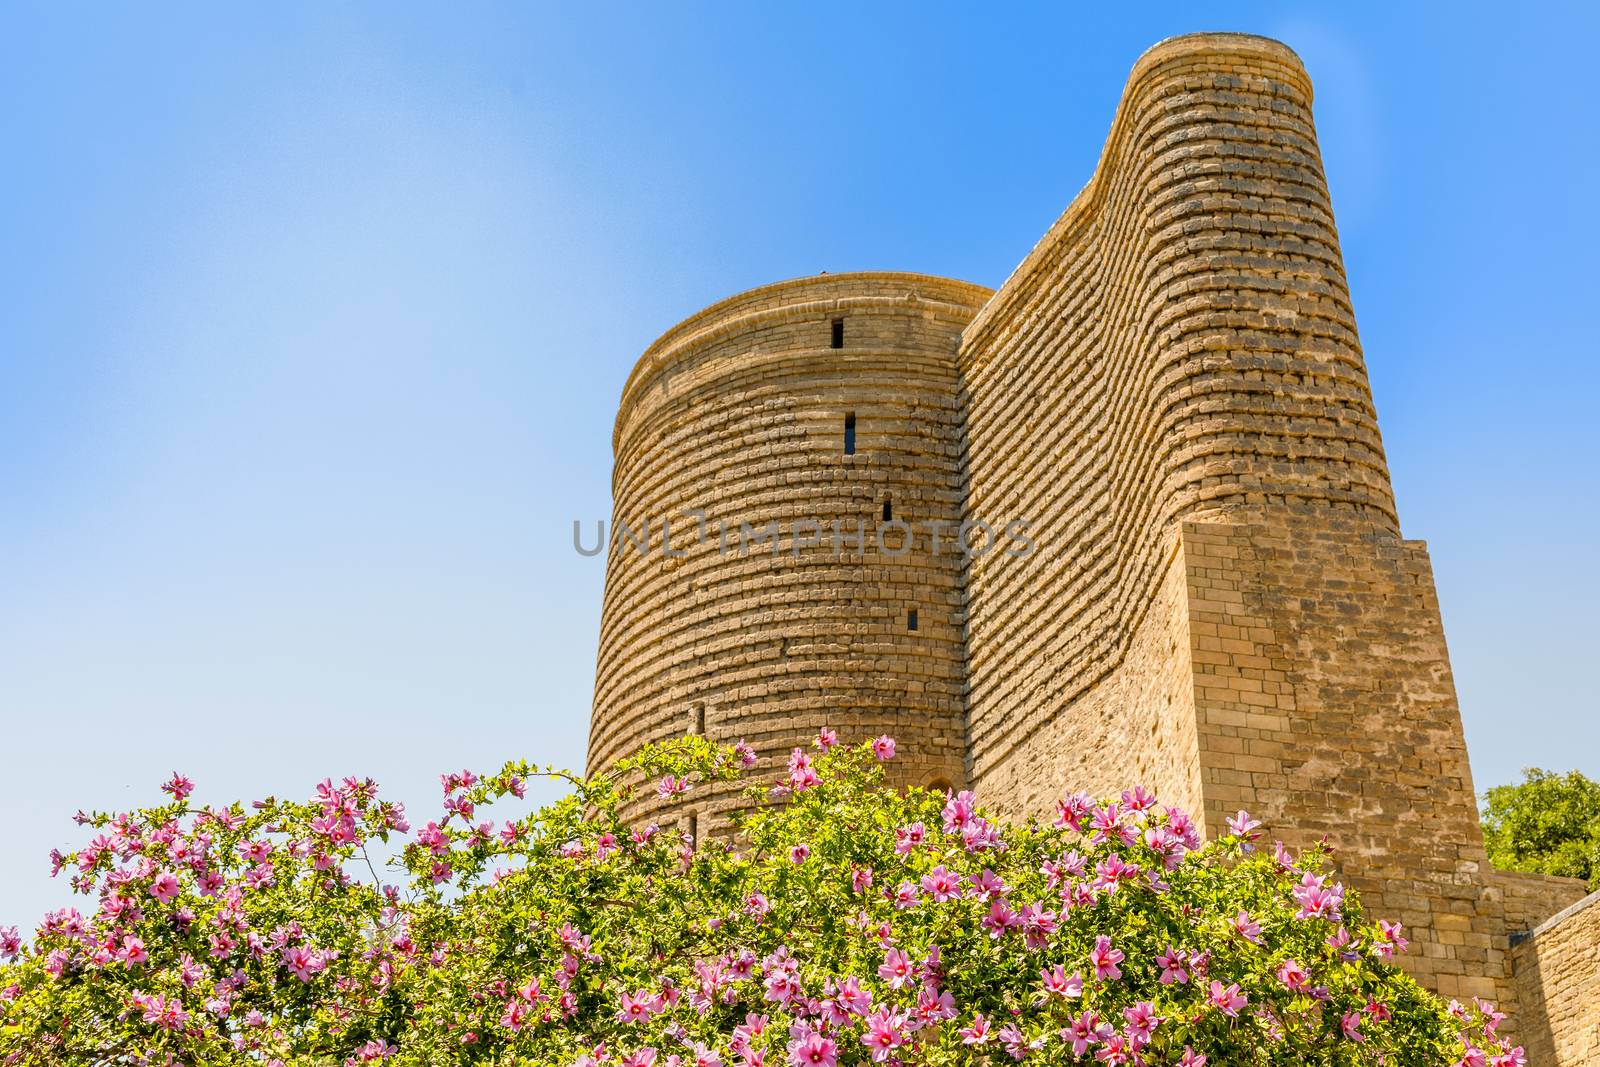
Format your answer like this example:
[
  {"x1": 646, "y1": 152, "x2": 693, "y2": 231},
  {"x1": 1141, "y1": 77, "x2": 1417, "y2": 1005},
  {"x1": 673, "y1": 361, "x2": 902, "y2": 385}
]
[{"x1": 2, "y1": 2, "x2": 1596, "y2": 924}]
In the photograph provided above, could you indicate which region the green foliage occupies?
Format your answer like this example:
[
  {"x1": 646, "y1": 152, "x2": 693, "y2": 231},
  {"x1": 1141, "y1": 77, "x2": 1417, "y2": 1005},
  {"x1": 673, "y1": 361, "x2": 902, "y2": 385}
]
[
  {"x1": 0, "y1": 733, "x2": 1512, "y2": 1065},
  {"x1": 1481, "y1": 767, "x2": 1600, "y2": 890}
]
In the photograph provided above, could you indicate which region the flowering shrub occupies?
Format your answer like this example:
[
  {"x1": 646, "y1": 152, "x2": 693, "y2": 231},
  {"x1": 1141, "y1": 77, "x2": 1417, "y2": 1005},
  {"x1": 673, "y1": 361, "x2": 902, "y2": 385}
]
[{"x1": 0, "y1": 732, "x2": 1520, "y2": 1066}]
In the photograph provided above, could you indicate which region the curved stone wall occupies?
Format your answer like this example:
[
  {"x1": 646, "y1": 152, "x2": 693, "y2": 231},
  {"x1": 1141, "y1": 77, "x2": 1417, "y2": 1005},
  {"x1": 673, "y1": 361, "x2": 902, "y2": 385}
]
[
  {"x1": 592, "y1": 273, "x2": 991, "y2": 826},
  {"x1": 959, "y1": 33, "x2": 1399, "y2": 811},
  {"x1": 585, "y1": 35, "x2": 1582, "y2": 1046}
]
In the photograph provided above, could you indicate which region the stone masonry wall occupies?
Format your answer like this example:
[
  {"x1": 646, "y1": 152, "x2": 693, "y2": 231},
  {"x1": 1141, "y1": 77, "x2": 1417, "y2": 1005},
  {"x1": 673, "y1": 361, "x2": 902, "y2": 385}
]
[
  {"x1": 1511, "y1": 891, "x2": 1600, "y2": 1065},
  {"x1": 959, "y1": 34, "x2": 1397, "y2": 823},
  {"x1": 1179, "y1": 516, "x2": 1498, "y2": 1001},
  {"x1": 593, "y1": 274, "x2": 990, "y2": 828},
  {"x1": 953, "y1": 31, "x2": 1570, "y2": 1027},
  {"x1": 1494, "y1": 870, "x2": 1590, "y2": 935},
  {"x1": 590, "y1": 31, "x2": 1592, "y2": 1054}
]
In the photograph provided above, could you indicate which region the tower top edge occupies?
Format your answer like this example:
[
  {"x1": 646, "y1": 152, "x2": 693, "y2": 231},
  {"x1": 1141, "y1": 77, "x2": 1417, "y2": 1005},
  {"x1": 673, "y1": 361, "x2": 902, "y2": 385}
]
[
  {"x1": 964, "y1": 32, "x2": 1312, "y2": 349},
  {"x1": 613, "y1": 272, "x2": 993, "y2": 454},
  {"x1": 1132, "y1": 32, "x2": 1305, "y2": 73}
]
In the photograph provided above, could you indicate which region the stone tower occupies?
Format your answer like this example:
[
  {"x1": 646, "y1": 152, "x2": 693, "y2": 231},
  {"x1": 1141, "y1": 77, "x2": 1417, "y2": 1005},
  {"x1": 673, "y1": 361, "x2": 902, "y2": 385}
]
[
  {"x1": 590, "y1": 33, "x2": 1597, "y2": 1061},
  {"x1": 592, "y1": 275, "x2": 991, "y2": 831}
]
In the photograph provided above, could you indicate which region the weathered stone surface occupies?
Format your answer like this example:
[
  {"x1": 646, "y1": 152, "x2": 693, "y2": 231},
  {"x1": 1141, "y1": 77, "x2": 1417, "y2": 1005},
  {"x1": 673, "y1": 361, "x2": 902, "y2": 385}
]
[
  {"x1": 588, "y1": 32, "x2": 1595, "y2": 1062},
  {"x1": 1513, "y1": 892, "x2": 1600, "y2": 1065}
]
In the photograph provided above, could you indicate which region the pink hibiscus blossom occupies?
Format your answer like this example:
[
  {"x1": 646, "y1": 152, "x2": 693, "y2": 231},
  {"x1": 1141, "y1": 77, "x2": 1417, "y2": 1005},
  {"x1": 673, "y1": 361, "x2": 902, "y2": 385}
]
[
  {"x1": 1088, "y1": 935, "x2": 1123, "y2": 981},
  {"x1": 1208, "y1": 980, "x2": 1248, "y2": 1017}
]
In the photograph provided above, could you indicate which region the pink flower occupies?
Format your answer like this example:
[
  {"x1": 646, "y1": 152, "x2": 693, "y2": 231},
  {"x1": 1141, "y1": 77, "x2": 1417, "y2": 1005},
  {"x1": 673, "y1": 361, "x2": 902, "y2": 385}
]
[
  {"x1": 1156, "y1": 946, "x2": 1189, "y2": 985},
  {"x1": 1088, "y1": 935, "x2": 1123, "y2": 981},
  {"x1": 942, "y1": 790, "x2": 975, "y2": 832},
  {"x1": 1179, "y1": 1048, "x2": 1207, "y2": 1067},
  {"x1": 1089, "y1": 804, "x2": 1137, "y2": 848},
  {"x1": 1474, "y1": 996, "x2": 1506, "y2": 1036},
  {"x1": 787, "y1": 1030, "x2": 837, "y2": 1067},
  {"x1": 860, "y1": 1007, "x2": 906, "y2": 1061},
  {"x1": 835, "y1": 974, "x2": 872, "y2": 1015},
  {"x1": 1120, "y1": 785, "x2": 1157, "y2": 811},
  {"x1": 959, "y1": 1013, "x2": 992, "y2": 1045},
  {"x1": 893, "y1": 822, "x2": 926, "y2": 855},
  {"x1": 870, "y1": 736, "x2": 896, "y2": 761},
  {"x1": 915, "y1": 986, "x2": 956, "y2": 1024},
  {"x1": 1122, "y1": 1000, "x2": 1162, "y2": 1044},
  {"x1": 0, "y1": 926, "x2": 23, "y2": 962},
  {"x1": 877, "y1": 948, "x2": 914, "y2": 989},
  {"x1": 138, "y1": 993, "x2": 189, "y2": 1031},
  {"x1": 120, "y1": 935, "x2": 148, "y2": 967},
  {"x1": 981, "y1": 898, "x2": 1019, "y2": 937},
  {"x1": 501, "y1": 997, "x2": 529, "y2": 1031},
  {"x1": 1277, "y1": 958, "x2": 1309, "y2": 991},
  {"x1": 283, "y1": 945, "x2": 326, "y2": 982},
  {"x1": 1091, "y1": 852, "x2": 1140, "y2": 894},
  {"x1": 1231, "y1": 910, "x2": 1263, "y2": 945},
  {"x1": 733, "y1": 740, "x2": 758, "y2": 767},
  {"x1": 789, "y1": 844, "x2": 810, "y2": 864},
  {"x1": 1293, "y1": 874, "x2": 1345, "y2": 922},
  {"x1": 162, "y1": 773, "x2": 195, "y2": 801},
  {"x1": 967, "y1": 868, "x2": 1007, "y2": 900},
  {"x1": 1054, "y1": 791, "x2": 1094, "y2": 831},
  {"x1": 787, "y1": 749, "x2": 820, "y2": 792},
  {"x1": 617, "y1": 989, "x2": 662, "y2": 1023},
  {"x1": 815, "y1": 728, "x2": 838, "y2": 751},
  {"x1": 1340, "y1": 1011, "x2": 1364, "y2": 1042},
  {"x1": 1018, "y1": 902, "x2": 1057, "y2": 949},
  {"x1": 998, "y1": 1023, "x2": 1032, "y2": 1060},
  {"x1": 1066, "y1": 1012, "x2": 1104, "y2": 1056},
  {"x1": 1226, "y1": 809, "x2": 1262, "y2": 842},
  {"x1": 621, "y1": 1049, "x2": 658, "y2": 1067},
  {"x1": 1375, "y1": 919, "x2": 1409, "y2": 960},
  {"x1": 1040, "y1": 964, "x2": 1083, "y2": 999},
  {"x1": 656, "y1": 775, "x2": 690, "y2": 799},
  {"x1": 1207, "y1": 980, "x2": 1247, "y2": 1017},
  {"x1": 920, "y1": 865, "x2": 960, "y2": 902},
  {"x1": 150, "y1": 871, "x2": 181, "y2": 903}
]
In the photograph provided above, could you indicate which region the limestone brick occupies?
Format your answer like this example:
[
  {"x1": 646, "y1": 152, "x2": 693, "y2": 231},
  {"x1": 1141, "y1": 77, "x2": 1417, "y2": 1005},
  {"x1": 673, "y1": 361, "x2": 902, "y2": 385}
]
[
  {"x1": 587, "y1": 32, "x2": 1594, "y2": 1061},
  {"x1": 1512, "y1": 893, "x2": 1600, "y2": 1065},
  {"x1": 593, "y1": 274, "x2": 990, "y2": 832}
]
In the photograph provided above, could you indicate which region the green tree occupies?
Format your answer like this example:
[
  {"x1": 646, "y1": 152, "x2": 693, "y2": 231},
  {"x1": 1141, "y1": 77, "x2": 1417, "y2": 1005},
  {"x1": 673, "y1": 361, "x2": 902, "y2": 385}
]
[{"x1": 1481, "y1": 768, "x2": 1600, "y2": 890}]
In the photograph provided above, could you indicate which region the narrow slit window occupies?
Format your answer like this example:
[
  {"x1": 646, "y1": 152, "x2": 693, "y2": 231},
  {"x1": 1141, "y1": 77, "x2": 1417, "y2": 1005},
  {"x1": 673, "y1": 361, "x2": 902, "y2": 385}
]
[
  {"x1": 831, "y1": 318, "x2": 845, "y2": 349},
  {"x1": 882, "y1": 499, "x2": 892, "y2": 522},
  {"x1": 843, "y1": 412, "x2": 856, "y2": 455},
  {"x1": 689, "y1": 703, "x2": 705, "y2": 736},
  {"x1": 907, "y1": 608, "x2": 919, "y2": 632}
]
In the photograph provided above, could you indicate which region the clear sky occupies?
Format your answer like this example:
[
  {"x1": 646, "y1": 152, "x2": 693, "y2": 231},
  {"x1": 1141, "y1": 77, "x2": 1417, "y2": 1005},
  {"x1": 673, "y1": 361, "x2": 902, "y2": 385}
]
[{"x1": 3, "y1": 2, "x2": 1596, "y2": 925}]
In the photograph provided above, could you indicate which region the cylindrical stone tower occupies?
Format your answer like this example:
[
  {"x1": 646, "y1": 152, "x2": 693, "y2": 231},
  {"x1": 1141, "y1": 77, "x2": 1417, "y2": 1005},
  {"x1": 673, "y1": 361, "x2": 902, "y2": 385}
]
[{"x1": 590, "y1": 272, "x2": 992, "y2": 828}]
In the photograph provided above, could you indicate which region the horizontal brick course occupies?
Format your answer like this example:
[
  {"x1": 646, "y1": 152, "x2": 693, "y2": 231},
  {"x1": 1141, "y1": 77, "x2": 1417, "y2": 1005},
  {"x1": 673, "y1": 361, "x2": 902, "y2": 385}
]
[{"x1": 589, "y1": 32, "x2": 1591, "y2": 1061}]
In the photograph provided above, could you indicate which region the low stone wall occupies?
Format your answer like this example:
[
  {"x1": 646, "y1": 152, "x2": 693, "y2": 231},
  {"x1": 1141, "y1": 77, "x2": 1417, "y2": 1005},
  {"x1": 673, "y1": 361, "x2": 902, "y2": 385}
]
[
  {"x1": 1493, "y1": 869, "x2": 1589, "y2": 934},
  {"x1": 1510, "y1": 890, "x2": 1600, "y2": 1066}
]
